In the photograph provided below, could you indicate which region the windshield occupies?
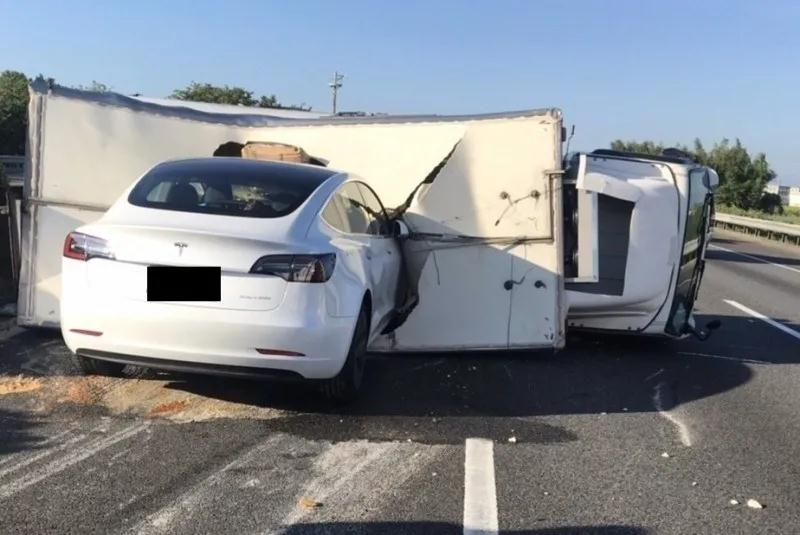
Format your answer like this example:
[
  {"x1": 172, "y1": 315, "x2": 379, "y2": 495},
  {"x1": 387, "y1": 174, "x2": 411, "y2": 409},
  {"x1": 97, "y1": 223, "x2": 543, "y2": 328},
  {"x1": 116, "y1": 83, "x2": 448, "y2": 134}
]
[
  {"x1": 128, "y1": 159, "x2": 334, "y2": 218},
  {"x1": 665, "y1": 167, "x2": 714, "y2": 336}
]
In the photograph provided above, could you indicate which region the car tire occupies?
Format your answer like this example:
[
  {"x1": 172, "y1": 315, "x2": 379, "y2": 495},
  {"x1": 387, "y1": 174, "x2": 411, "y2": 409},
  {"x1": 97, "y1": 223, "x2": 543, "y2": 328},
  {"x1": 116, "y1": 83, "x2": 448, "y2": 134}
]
[
  {"x1": 70, "y1": 352, "x2": 127, "y2": 376},
  {"x1": 70, "y1": 353, "x2": 151, "y2": 378},
  {"x1": 320, "y1": 303, "x2": 369, "y2": 404}
]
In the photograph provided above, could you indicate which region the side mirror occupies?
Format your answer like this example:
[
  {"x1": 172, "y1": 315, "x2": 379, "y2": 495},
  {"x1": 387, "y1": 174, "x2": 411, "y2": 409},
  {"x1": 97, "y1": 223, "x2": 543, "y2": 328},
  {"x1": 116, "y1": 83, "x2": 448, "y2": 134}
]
[
  {"x1": 391, "y1": 220, "x2": 411, "y2": 238},
  {"x1": 705, "y1": 169, "x2": 720, "y2": 189}
]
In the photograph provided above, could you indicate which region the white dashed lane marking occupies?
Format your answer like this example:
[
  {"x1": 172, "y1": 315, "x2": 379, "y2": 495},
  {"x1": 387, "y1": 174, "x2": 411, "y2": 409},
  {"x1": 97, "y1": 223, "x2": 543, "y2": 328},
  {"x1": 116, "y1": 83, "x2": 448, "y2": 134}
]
[{"x1": 463, "y1": 438, "x2": 498, "y2": 535}]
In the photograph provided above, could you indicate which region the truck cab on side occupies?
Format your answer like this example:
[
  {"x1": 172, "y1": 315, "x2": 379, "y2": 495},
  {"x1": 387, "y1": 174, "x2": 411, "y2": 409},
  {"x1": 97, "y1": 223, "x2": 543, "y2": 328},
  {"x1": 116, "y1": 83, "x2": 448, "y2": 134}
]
[{"x1": 563, "y1": 148, "x2": 719, "y2": 339}]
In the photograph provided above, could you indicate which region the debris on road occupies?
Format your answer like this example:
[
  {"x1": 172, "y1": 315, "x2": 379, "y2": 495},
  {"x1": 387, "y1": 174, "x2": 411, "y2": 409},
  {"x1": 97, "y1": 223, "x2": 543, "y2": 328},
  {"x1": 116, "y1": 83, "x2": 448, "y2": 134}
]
[
  {"x1": 148, "y1": 398, "x2": 191, "y2": 417},
  {"x1": 661, "y1": 452, "x2": 670, "y2": 458},
  {"x1": 0, "y1": 375, "x2": 42, "y2": 395},
  {"x1": 746, "y1": 499, "x2": 764, "y2": 509},
  {"x1": 298, "y1": 497, "x2": 323, "y2": 510}
]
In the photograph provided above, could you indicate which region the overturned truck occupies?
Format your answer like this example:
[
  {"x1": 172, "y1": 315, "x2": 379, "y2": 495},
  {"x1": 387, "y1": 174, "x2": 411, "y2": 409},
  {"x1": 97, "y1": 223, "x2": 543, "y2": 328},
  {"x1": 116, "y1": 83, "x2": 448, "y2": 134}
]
[{"x1": 17, "y1": 81, "x2": 719, "y2": 351}]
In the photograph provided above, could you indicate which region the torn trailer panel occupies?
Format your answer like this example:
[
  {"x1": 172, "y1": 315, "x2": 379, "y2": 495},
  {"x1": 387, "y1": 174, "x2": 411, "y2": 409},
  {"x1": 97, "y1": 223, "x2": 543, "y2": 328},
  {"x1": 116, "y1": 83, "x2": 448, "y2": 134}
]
[{"x1": 20, "y1": 82, "x2": 566, "y2": 350}]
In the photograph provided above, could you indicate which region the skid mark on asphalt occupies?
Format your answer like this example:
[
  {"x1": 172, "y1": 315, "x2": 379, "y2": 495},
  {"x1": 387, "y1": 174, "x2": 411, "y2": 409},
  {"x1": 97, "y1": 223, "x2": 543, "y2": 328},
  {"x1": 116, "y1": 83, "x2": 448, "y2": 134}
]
[
  {"x1": 644, "y1": 368, "x2": 664, "y2": 382},
  {"x1": 652, "y1": 382, "x2": 692, "y2": 447},
  {"x1": 128, "y1": 434, "x2": 296, "y2": 535},
  {"x1": 0, "y1": 427, "x2": 77, "y2": 468},
  {"x1": 274, "y1": 440, "x2": 440, "y2": 533},
  {"x1": 0, "y1": 422, "x2": 150, "y2": 500},
  {"x1": 463, "y1": 438, "x2": 498, "y2": 535},
  {"x1": 124, "y1": 435, "x2": 438, "y2": 535},
  {"x1": 0, "y1": 429, "x2": 90, "y2": 480},
  {"x1": 678, "y1": 351, "x2": 768, "y2": 366}
]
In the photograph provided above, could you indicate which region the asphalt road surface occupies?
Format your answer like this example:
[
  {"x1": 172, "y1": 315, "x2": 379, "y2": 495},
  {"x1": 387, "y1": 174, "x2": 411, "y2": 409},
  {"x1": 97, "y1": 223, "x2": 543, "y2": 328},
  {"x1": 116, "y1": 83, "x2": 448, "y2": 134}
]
[{"x1": 1, "y1": 228, "x2": 798, "y2": 535}]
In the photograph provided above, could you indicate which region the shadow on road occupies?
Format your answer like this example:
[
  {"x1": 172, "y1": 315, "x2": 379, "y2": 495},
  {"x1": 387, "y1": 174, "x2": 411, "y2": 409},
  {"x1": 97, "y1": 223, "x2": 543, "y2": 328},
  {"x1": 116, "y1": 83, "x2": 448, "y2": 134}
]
[
  {"x1": 0, "y1": 408, "x2": 46, "y2": 456},
  {"x1": 1, "y1": 308, "x2": 797, "y2": 445},
  {"x1": 282, "y1": 522, "x2": 647, "y2": 534},
  {"x1": 151, "y1": 311, "x2": 798, "y2": 447}
]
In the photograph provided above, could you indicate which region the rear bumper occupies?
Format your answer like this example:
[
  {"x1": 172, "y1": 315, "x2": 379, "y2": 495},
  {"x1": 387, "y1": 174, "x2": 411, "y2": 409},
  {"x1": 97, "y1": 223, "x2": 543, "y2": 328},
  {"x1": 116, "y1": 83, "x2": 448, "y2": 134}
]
[
  {"x1": 61, "y1": 285, "x2": 357, "y2": 380},
  {"x1": 76, "y1": 349, "x2": 304, "y2": 380}
]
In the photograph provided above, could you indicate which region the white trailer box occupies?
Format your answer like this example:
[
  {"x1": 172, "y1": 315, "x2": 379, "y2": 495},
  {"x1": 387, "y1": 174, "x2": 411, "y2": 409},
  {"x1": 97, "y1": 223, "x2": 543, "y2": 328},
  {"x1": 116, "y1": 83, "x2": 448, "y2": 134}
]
[
  {"x1": 19, "y1": 82, "x2": 720, "y2": 348},
  {"x1": 19, "y1": 82, "x2": 566, "y2": 350}
]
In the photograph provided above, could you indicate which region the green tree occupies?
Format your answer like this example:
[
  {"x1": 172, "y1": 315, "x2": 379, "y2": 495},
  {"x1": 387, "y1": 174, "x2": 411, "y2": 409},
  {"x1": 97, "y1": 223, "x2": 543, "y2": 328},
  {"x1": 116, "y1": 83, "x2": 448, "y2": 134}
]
[
  {"x1": 171, "y1": 82, "x2": 310, "y2": 110},
  {"x1": 74, "y1": 80, "x2": 111, "y2": 92},
  {"x1": 258, "y1": 94, "x2": 279, "y2": 108},
  {"x1": 698, "y1": 138, "x2": 775, "y2": 210},
  {"x1": 0, "y1": 70, "x2": 29, "y2": 155},
  {"x1": 610, "y1": 139, "x2": 665, "y2": 156},
  {"x1": 171, "y1": 82, "x2": 258, "y2": 106},
  {"x1": 609, "y1": 138, "x2": 776, "y2": 211}
]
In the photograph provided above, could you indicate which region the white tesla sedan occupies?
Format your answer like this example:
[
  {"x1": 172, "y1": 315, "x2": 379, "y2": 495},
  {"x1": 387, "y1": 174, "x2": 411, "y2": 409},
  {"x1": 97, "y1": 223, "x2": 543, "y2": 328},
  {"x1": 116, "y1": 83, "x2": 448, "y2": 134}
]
[{"x1": 61, "y1": 158, "x2": 403, "y2": 401}]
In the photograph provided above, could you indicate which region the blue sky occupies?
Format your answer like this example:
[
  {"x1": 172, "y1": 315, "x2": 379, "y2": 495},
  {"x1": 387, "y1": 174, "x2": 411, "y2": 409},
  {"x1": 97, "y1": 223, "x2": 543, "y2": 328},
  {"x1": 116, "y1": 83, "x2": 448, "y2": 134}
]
[{"x1": 3, "y1": 0, "x2": 799, "y2": 183}]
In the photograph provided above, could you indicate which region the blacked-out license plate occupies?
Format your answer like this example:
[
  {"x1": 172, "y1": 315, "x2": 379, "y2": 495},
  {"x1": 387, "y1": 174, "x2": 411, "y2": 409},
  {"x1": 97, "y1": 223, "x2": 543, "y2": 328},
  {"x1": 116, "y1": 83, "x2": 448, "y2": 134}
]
[{"x1": 147, "y1": 266, "x2": 221, "y2": 302}]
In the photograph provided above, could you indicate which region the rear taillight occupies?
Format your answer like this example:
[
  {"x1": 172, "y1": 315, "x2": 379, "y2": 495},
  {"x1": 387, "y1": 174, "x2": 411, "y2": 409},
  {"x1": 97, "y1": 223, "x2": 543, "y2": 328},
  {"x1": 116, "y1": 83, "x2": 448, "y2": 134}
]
[
  {"x1": 249, "y1": 254, "x2": 335, "y2": 283},
  {"x1": 63, "y1": 232, "x2": 115, "y2": 261}
]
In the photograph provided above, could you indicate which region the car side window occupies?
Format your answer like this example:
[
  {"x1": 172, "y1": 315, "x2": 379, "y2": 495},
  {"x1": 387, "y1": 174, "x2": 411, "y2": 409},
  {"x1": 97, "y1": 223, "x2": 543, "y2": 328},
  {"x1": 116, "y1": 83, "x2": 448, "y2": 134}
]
[
  {"x1": 337, "y1": 183, "x2": 372, "y2": 234},
  {"x1": 321, "y1": 193, "x2": 346, "y2": 231},
  {"x1": 357, "y1": 183, "x2": 389, "y2": 236}
]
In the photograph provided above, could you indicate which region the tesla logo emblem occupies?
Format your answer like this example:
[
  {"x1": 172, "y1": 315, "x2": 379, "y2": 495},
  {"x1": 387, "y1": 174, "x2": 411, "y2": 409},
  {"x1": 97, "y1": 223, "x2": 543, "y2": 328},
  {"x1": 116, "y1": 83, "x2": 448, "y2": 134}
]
[{"x1": 174, "y1": 242, "x2": 188, "y2": 256}]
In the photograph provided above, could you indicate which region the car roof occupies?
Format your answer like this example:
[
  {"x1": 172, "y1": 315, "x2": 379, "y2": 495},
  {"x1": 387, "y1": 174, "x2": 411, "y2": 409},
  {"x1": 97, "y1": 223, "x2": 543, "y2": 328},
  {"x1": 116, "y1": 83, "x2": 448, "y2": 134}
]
[{"x1": 152, "y1": 157, "x2": 340, "y2": 185}]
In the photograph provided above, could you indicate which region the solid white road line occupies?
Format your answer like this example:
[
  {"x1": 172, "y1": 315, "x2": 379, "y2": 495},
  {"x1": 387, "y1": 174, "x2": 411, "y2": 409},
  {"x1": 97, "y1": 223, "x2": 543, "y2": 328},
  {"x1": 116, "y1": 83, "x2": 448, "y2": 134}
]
[
  {"x1": 724, "y1": 299, "x2": 800, "y2": 342},
  {"x1": 709, "y1": 244, "x2": 800, "y2": 275},
  {"x1": 463, "y1": 438, "x2": 498, "y2": 535},
  {"x1": 0, "y1": 422, "x2": 149, "y2": 500},
  {"x1": 652, "y1": 382, "x2": 692, "y2": 447}
]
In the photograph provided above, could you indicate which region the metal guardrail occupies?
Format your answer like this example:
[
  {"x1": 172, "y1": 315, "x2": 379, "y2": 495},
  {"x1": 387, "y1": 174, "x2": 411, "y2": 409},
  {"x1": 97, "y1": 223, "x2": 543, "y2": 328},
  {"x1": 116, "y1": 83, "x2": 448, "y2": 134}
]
[{"x1": 714, "y1": 212, "x2": 800, "y2": 245}]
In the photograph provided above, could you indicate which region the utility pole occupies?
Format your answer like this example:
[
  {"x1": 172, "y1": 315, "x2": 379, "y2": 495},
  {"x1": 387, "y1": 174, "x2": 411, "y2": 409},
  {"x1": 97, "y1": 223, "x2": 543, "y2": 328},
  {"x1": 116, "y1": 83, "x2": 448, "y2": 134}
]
[{"x1": 329, "y1": 72, "x2": 344, "y2": 115}]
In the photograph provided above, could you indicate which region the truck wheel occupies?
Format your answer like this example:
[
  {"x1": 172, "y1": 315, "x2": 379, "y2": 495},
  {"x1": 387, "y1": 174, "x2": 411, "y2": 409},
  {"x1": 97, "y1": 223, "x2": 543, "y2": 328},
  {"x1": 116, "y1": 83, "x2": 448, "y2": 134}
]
[{"x1": 320, "y1": 304, "x2": 369, "y2": 404}]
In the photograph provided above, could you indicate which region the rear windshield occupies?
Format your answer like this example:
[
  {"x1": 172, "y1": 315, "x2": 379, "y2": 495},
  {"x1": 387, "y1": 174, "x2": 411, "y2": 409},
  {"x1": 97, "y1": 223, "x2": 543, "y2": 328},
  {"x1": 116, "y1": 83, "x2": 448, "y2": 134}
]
[{"x1": 128, "y1": 160, "x2": 333, "y2": 218}]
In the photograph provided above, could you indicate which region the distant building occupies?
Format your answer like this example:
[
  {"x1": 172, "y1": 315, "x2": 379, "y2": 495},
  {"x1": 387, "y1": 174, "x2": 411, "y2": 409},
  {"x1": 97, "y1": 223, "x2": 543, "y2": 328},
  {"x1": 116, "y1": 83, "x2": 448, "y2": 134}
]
[
  {"x1": 764, "y1": 183, "x2": 792, "y2": 205},
  {"x1": 789, "y1": 187, "x2": 800, "y2": 207}
]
